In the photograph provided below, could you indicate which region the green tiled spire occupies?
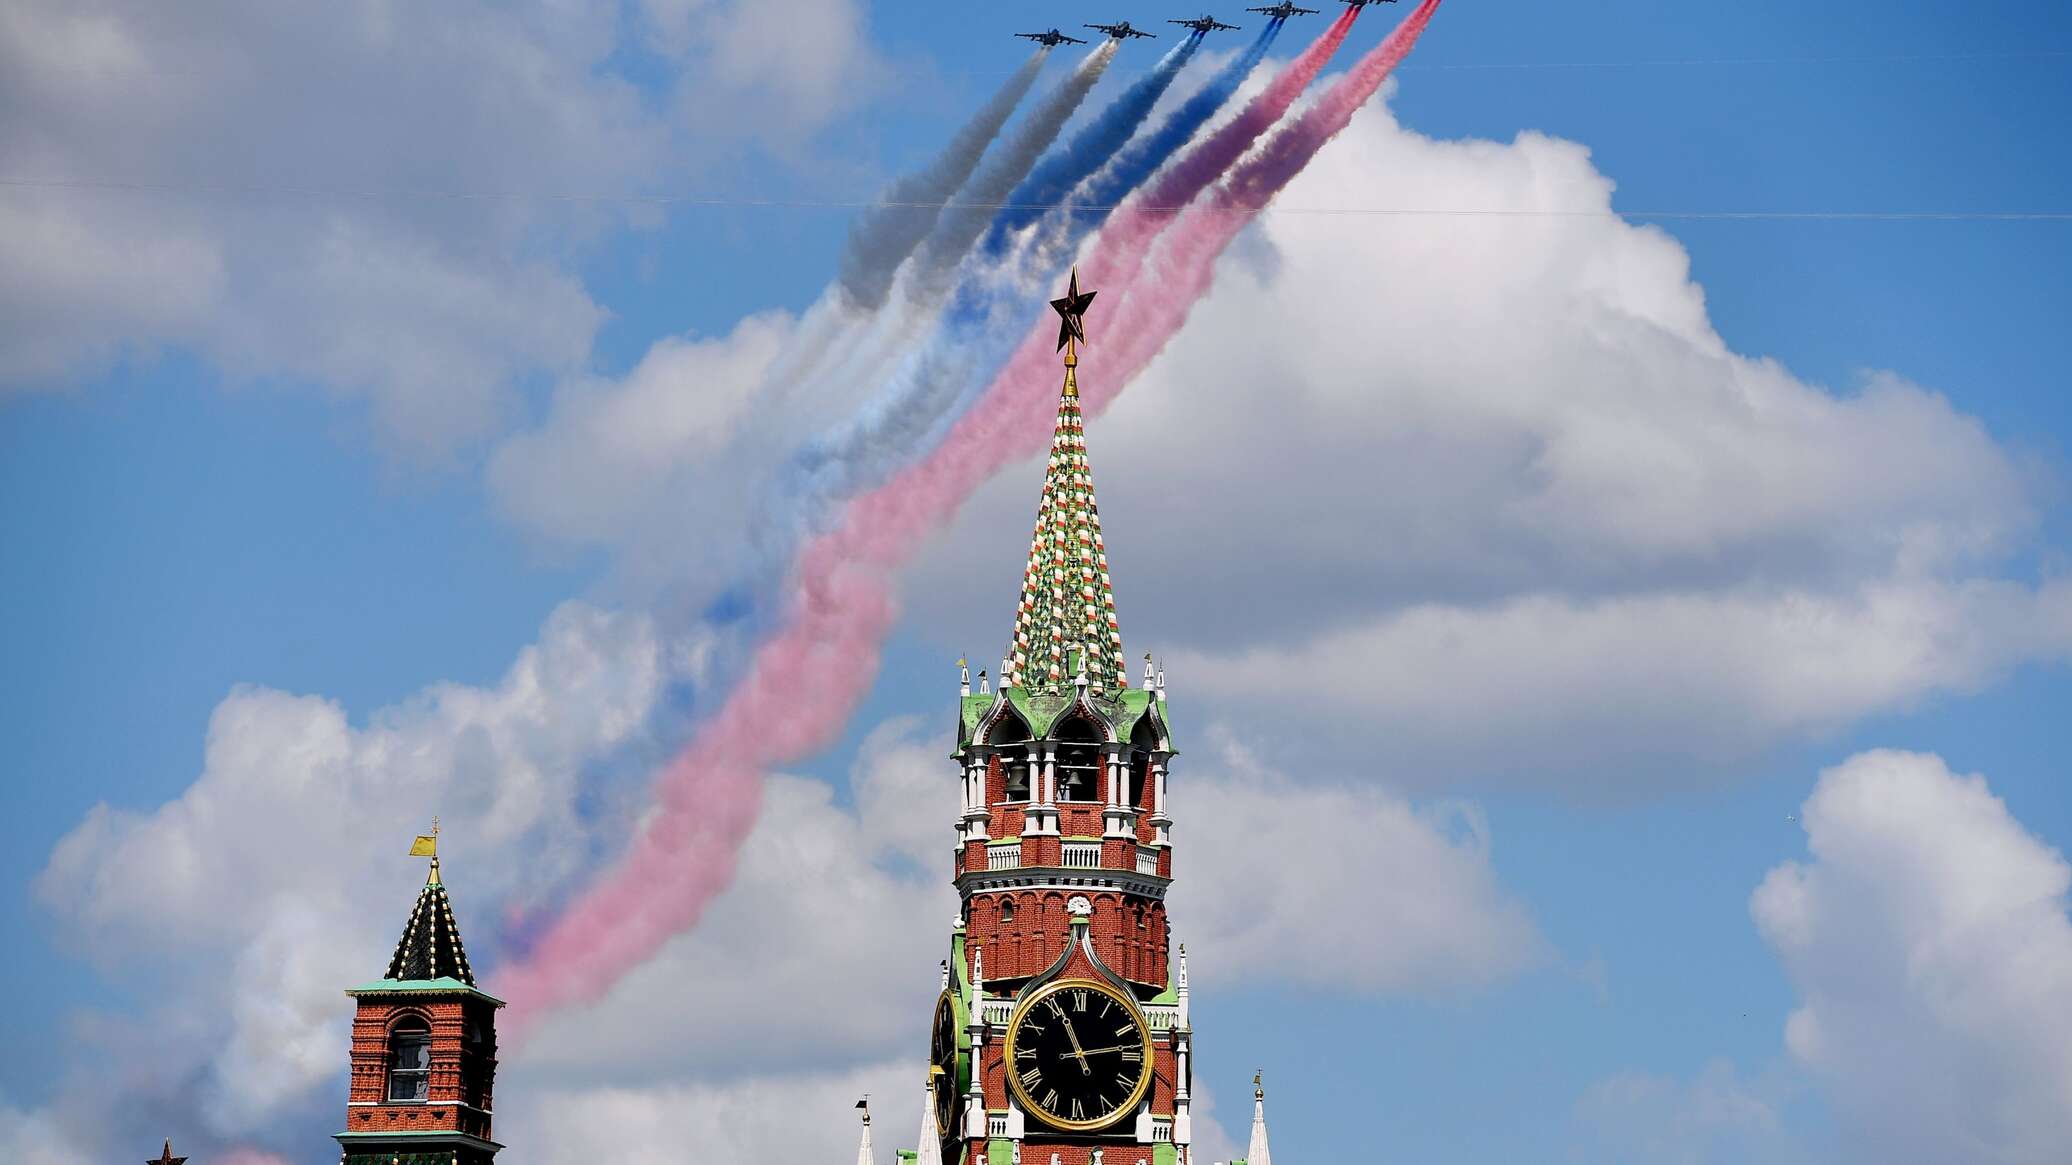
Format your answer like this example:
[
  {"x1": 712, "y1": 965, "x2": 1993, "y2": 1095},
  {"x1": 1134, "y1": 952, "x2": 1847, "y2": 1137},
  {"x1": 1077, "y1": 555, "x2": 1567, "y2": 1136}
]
[{"x1": 1005, "y1": 322, "x2": 1126, "y2": 697}]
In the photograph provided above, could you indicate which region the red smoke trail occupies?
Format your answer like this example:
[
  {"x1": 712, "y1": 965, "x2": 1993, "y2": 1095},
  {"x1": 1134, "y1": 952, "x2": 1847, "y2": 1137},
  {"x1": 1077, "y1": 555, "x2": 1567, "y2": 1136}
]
[
  {"x1": 1092, "y1": 8, "x2": 1356, "y2": 290},
  {"x1": 1093, "y1": 0, "x2": 1444, "y2": 403},
  {"x1": 496, "y1": 547, "x2": 896, "y2": 1029},
  {"x1": 494, "y1": 1, "x2": 1442, "y2": 1029}
]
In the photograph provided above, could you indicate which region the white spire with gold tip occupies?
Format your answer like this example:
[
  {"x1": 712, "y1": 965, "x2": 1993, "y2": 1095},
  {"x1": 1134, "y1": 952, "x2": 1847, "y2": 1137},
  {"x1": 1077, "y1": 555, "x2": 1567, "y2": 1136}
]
[
  {"x1": 854, "y1": 1097, "x2": 875, "y2": 1165},
  {"x1": 914, "y1": 1068, "x2": 946, "y2": 1165},
  {"x1": 1246, "y1": 1072, "x2": 1273, "y2": 1165}
]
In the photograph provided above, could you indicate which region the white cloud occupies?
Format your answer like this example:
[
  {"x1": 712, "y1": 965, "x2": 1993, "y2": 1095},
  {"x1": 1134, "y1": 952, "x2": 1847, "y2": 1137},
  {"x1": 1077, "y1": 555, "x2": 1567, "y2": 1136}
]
[
  {"x1": 0, "y1": 1104, "x2": 92, "y2": 1165},
  {"x1": 895, "y1": 98, "x2": 2053, "y2": 791},
  {"x1": 518, "y1": 720, "x2": 1534, "y2": 1099},
  {"x1": 1751, "y1": 749, "x2": 2072, "y2": 1164},
  {"x1": 1165, "y1": 578, "x2": 2072, "y2": 792},
  {"x1": 34, "y1": 601, "x2": 678, "y2": 1141},
  {"x1": 1573, "y1": 1059, "x2": 1813, "y2": 1165},
  {"x1": 502, "y1": 1061, "x2": 916, "y2": 1164},
  {"x1": 1171, "y1": 733, "x2": 1543, "y2": 991},
  {"x1": 487, "y1": 310, "x2": 797, "y2": 552},
  {"x1": 0, "y1": 0, "x2": 877, "y2": 453}
]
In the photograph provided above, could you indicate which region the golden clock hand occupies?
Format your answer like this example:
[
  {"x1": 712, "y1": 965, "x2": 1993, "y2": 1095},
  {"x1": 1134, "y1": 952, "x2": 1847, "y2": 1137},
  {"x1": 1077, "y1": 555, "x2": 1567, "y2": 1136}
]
[
  {"x1": 1069, "y1": 1044, "x2": 1139, "y2": 1056},
  {"x1": 1060, "y1": 1015, "x2": 1093, "y2": 1075}
]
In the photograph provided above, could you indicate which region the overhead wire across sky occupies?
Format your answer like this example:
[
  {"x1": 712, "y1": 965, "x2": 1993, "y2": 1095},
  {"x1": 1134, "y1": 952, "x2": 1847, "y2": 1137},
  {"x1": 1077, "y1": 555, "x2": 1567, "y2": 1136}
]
[{"x1": 2, "y1": 178, "x2": 2067, "y2": 221}]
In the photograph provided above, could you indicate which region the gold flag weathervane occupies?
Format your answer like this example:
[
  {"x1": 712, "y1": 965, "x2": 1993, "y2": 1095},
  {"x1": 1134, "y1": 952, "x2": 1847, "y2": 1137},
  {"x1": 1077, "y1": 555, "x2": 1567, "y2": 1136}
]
[{"x1": 408, "y1": 816, "x2": 439, "y2": 858}]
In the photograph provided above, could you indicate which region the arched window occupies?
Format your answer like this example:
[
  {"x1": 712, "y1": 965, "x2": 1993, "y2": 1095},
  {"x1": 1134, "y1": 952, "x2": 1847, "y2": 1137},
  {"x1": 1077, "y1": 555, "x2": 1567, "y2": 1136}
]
[
  {"x1": 1000, "y1": 896, "x2": 1017, "y2": 923},
  {"x1": 988, "y1": 710, "x2": 1032, "y2": 802},
  {"x1": 1055, "y1": 716, "x2": 1102, "y2": 802},
  {"x1": 1129, "y1": 718, "x2": 1157, "y2": 808},
  {"x1": 387, "y1": 1016, "x2": 431, "y2": 1102}
]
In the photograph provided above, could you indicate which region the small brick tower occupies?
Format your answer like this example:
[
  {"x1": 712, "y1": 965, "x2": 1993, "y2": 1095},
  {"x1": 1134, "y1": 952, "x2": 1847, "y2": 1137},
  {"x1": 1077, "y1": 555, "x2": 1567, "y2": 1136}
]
[
  {"x1": 335, "y1": 839, "x2": 502, "y2": 1165},
  {"x1": 926, "y1": 271, "x2": 1191, "y2": 1165}
]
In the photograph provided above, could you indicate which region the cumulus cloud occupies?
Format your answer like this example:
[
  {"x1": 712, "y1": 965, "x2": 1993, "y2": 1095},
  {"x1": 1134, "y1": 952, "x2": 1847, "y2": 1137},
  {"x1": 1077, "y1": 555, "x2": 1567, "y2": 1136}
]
[
  {"x1": 32, "y1": 602, "x2": 679, "y2": 1148},
  {"x1": 1171, "y1": 733, "x2": 1543, "y2": 990},
  {"x1": 501, "y1": 1061, "x2": 916, "y2": 1164},
  {"x1": 1751, "y1": 749, "x2": 2072, "y2": 1164},
  {"x1": 1573, "y1": 1060, "x2": 1814, "y2": 1165},
  {"x1": 521, "y1": 720, "x2": 1535, "y2": 1084},
  {"x1": 0, "y1": 0, "x2": 875, "y2": 453},
  {"x1": 887, "y1": 98, "x2": 2053, "y2": 791},
  {"x1": 1167, "y1": 578, "x2": 2072, "y2": 793},
  {"x1": 487, "y1": 310, "x2": 799, "y2": 559}
]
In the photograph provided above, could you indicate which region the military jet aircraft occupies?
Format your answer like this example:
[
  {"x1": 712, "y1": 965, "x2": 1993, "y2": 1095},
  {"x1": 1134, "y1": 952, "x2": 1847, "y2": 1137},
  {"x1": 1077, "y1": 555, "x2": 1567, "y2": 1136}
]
[
  {"x1": 1170, "y1": 14, "x2": 1241, "y2": 33},
  {"x1": 1246, "y1": 1, "x2": 1319, "y2": 17},
  {"x1": 1340, "y1": 0, "x2": 1399, "y2": 7},
  {"x1": 1015, "y1": 28, "x2": 1088, "y2": 46},
  {"x1": 1084, "y1": 19, "x2": 1157, "y2": 39}
]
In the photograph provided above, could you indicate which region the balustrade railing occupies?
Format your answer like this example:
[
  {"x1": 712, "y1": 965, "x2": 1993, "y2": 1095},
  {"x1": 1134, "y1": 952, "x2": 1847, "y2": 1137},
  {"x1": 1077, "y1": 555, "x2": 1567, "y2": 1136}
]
[
  {"x1": 987, "y1": 842, "x2": 1021, "y2": 870},
  {"x1": 1060, "y1": 841, "x2": 1102, "y2": 869}
]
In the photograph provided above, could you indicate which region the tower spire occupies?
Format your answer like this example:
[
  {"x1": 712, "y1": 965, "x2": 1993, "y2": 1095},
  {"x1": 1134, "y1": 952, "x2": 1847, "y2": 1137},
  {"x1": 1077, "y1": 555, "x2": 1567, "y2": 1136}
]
[
  {"x1": 914, "y1": 1069, "x2": 946, "y2": 1165},
  {"x1": 1247, "y1": 1071, "x2": 1274, "y2": 1165},
  {"x1": 854, "y1": 1097, "x2": 875, "y2": 1165},
  {"x1": 1005, "y1": 268, "x2": 1126, "y2": 695},
  {"x1": 385, "y1": 827, "x2": 475, "y2": 985}
]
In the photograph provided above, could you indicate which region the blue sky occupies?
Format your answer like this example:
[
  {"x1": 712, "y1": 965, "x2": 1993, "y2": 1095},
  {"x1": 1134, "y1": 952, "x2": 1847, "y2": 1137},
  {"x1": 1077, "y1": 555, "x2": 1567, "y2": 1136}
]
[{"x1": 4, "y1": 1, "x2": 2072, "y2": 1161}]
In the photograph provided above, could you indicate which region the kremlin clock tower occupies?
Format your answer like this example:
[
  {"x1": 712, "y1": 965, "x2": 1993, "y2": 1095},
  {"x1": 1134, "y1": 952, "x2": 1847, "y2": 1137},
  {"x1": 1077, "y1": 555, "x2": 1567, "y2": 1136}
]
[{"x1": 925, "y1": 272, "x2": 1197, "y2": 1165}]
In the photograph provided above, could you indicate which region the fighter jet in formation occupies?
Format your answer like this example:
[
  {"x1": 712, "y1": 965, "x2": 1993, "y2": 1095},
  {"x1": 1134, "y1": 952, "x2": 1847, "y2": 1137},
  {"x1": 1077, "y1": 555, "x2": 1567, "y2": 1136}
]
[
  {"x1": 1015, "y1": 27, "x2": 1088, "y2": 46},
  {"x1": 1084, "y1": 19, "x2": 1157, "y2": 39},
  {"x1": 1339, "y1": 0, "x2": 1399, "y2": 7},
  {"x1": 1170, "y1": 14, "x2": 1241, "y2": 33},
  {"x1": 1247, "y1": 1, "x2": 1318, "y2": 17}
]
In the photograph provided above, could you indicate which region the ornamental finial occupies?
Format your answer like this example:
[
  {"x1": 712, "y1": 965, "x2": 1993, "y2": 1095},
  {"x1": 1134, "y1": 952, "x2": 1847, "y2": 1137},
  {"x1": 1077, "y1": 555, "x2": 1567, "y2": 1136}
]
[
  {"x1": 409, "y1": 818, "x2": 440, "y2": 883},
  {"x1": 1049, "y1": 266, "x2": 1096, "y2": 356}
]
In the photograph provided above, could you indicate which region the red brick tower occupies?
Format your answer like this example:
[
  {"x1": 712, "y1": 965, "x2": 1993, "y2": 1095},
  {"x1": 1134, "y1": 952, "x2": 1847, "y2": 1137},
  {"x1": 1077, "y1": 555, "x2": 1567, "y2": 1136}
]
[
  {"x1": 926, "y1": 271, "x2": 1192, "y2": 1165},
  {"x1": 335, "y1": 845, "x2": 503, "y2": 1165}
]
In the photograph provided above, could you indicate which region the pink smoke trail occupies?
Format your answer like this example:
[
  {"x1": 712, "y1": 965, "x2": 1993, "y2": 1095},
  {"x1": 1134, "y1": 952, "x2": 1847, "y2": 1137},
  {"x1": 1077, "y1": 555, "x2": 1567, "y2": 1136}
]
[
  {"x1": 494, "y1": 1, "x2": 1442, "y2": 1030},
  {"x1": 827, "y1": 0, "x2": 1448, "y2": 562},
  {"x1": 1092, "y1": 8, "x2": 1357, "y2": 290},
  {"x1": 1093, "y1": 0, "x2": 1445, "y2": 401},
  {"x1": 496, "y1": 546, "x2": 896, "y2": 1030}
]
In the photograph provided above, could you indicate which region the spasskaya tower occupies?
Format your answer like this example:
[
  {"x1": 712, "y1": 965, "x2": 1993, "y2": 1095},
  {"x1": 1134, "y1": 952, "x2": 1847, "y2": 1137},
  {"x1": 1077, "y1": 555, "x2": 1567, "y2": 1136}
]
[{"x1": 924, "y1": 270, "x2": 1194, "y2": 1165}]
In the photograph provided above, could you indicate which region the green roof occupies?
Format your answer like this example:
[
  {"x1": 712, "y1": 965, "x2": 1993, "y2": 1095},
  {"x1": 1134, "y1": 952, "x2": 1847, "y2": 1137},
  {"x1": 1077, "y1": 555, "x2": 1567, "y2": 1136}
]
[
  {"x1": 347, "y1": 976, "x2": 505, "y2": 1007},
  {"x1": 957, "y1": 685, "x2": 1176, "y2": 753}
]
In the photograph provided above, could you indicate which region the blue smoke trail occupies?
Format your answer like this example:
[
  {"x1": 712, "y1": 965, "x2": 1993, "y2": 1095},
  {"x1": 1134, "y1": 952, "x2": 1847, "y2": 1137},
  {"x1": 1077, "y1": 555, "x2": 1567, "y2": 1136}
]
[
  {"x1": 642, "y1": 24, "x2": 1295, "y2": 770},
  {"x1": 791, "y1": 21, "x2": 1290, "y2": 508},
  {"x1": 974, "y1": 33, "x2": 1206, "y2": 263}
]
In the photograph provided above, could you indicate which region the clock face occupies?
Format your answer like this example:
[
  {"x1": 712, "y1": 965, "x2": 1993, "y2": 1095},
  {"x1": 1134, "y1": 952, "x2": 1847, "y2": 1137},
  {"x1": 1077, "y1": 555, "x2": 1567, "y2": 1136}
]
[
  {"x1": 1004, "y1": 979, "x2": 1154, "y2": 1132},
  {"x1": 929, "y1": 990, "x2": 959, "y2": 1136}
]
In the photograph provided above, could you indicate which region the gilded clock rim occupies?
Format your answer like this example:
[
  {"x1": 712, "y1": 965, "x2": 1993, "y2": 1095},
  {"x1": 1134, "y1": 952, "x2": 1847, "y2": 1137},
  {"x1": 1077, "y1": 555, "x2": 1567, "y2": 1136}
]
[
  {"x1": 1002, "y1": 977, "x2": 1154, "y2": 1133},
  {"x1": 930, "y1": 988, "x2": 959, "y2": 1137}
]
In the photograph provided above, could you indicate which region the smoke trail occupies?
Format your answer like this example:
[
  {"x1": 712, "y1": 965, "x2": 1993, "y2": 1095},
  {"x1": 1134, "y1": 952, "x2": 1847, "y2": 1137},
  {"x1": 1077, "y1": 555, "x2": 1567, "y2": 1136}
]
[
  {"x1": 864, "y1": 0, "x2": 1447, "y2": 528},
  {"x1": 906, "y1": 41, "x2": 1118, "y2": 299},
  {"x1": 1095, "y1": 0, "x2": 1448, "y2": 393},
  {"x1": 494, "y1": 3, "x2": 1447, "y2": 1027},
  {"x1": 974, "y1": 33, "x2": 1205, "y2": 261},
  {"x1": 1066, "y1": 20, "x2": 1286, "y2": 232},
  {"x1": 838, "y1": 49, "x2": 1052, "y2": 311},
  {"x1": 782, "y1": 17, "x2": 1324, "y2": 513},
  {"x1": 1076, "y1": 7, "x2": 1357, "y2": 296}
]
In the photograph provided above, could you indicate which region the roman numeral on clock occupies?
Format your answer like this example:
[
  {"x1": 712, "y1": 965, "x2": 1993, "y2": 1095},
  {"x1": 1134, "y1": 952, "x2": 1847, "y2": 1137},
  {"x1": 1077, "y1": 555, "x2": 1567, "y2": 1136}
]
[
  {"x1": 1071, "y1": 989, "x2": 1088, "y2": 1012},
  {"x1": 1120, "y1": 1048, "x2": 1142, "y2": 1063},
  {"x1": 1020, "y1": 1067, "x2": 1042, "y2": 1088}
]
